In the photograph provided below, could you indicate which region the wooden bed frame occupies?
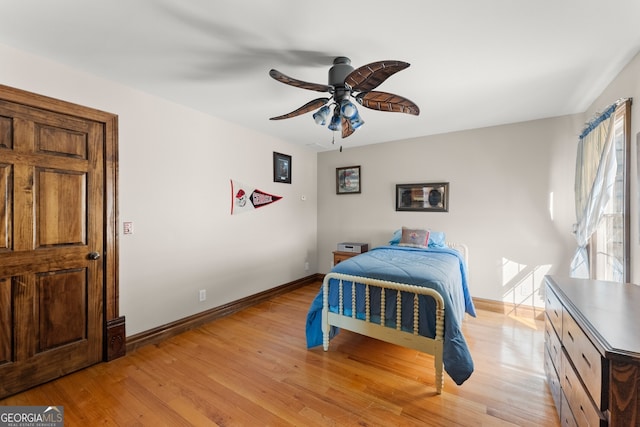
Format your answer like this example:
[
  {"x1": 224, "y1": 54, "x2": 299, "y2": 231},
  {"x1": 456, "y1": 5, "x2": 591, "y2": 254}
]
[{"x1": 321, "y1": 243, "x2": 468, "y2": 394}]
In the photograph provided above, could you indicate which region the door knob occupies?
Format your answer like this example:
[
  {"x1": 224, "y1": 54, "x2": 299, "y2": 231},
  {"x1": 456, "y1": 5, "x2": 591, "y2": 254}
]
[{"x1": 88, "y1": 252, "x2": 101, "y2": 260}]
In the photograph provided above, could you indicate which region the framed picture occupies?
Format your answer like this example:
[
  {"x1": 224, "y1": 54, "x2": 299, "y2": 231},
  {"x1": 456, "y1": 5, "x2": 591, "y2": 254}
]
[
  {"x1": 396, "y1": 182, "x2": 449, "y2": 212},
  {"x1": 273, "y1": 152, "x2": 291, "y2": 184},
  {"x1": 336, "y1": 166, "x2": 361, "y2": 194}
]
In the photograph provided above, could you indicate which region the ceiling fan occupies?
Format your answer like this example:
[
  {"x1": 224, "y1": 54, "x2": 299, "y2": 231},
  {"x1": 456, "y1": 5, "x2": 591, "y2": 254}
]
[{"x1": 269, "y1": 57, "x2": 420, "y2": 139}]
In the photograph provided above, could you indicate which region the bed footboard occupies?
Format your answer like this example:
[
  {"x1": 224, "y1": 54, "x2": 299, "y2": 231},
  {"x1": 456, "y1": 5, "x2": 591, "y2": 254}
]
[{"x1": 321, "y1": 272, "x2": 445, "y2": 394}]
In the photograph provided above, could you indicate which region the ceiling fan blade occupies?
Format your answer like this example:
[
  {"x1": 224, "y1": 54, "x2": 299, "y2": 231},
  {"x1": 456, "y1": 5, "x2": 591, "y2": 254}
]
[
  {"x1": 269, "y1": 98, "x2": 330, "y2": 120},
  {"x1": 345, "y1": 61, "x2": 410, "y2": 92},
  {"x1": 355, "y1": 91, "x2": 420, "y2": 115},
  {"x1": 157, "y1": 2, "x2": 338, "y2": 74},
  {"x1": 269, "y1": 69, "x2": 333, "y2": 93},
  {"x1": 341, "y1": 117, "x2": 355, "y2": 138}
]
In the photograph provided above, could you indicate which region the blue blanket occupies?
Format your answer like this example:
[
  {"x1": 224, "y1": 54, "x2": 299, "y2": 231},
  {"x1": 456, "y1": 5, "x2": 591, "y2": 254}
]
[{"x1": 306, "y1": 245, "x2": 476, "y2": 385}]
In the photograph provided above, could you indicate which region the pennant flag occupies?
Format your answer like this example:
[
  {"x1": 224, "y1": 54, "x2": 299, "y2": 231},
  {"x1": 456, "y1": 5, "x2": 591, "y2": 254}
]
[{"x1": 230, "y1": 179, "x2": 283, "y2": 215}]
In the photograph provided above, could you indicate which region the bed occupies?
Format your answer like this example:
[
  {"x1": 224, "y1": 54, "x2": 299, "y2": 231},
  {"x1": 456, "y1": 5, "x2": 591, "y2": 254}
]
[{"x1": 305, "y1": 230, "x2": 476, "y2": 394}]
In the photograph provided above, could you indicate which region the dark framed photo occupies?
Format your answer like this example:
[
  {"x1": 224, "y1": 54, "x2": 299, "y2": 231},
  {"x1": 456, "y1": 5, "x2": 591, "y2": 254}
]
[
  {"x1": 396, "y1": 182, "x2": 449, "y2": 212},
  {"x1": 273, "y1": 152, "x2": 291, "y2": 184},
  {"x1": 336, "y1": 166, "x2": 361, "y2": 194}
]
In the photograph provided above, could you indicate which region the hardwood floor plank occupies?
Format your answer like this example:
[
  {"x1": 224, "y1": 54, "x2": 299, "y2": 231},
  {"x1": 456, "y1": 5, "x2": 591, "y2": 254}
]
[
  {"x1": 127, "y1": 343, "x2": 272, "y2": 426},
  {"x1": 0, "y1": 282, "x2": 560, "y2": 426}
]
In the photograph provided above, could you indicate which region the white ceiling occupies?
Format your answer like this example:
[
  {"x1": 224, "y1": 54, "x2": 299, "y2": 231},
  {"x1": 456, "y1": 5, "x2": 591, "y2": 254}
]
[{"x1": 1, "y1": 0, "x2": 640, "y2": 151}]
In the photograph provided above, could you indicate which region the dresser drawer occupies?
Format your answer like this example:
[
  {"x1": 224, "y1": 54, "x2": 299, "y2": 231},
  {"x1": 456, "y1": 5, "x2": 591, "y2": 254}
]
[
  {"x1": 545, "y1": 283, "x2": 563, "y2": 337},
  {"x1": 560, "y1": 392, "x2": 578, "y2": 427},
  {"x1": 562, "y1": 310, "x2": 603, "y2": 408},
  {"x1": 544, "y1": 345, "x2": 562, "y2": 413},
  {"x1": 333, "y1": 251, "x2": 357, "y2": 265},
  {"x1": 545, "y1": 313, "x2": 562, "y2": 374},
  {"x1": 561, "y1": 350, "x2": 605, "y2": 427}
]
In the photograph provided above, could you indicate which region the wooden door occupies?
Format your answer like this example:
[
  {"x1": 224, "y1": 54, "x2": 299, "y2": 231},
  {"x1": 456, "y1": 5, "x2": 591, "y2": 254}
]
[{"x1": 0, "y1": 96, "x2": 107, "y2": 398}]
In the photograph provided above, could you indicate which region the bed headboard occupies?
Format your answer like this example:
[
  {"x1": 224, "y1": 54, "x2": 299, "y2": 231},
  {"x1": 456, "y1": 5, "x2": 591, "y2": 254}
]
[{"x1": 446, "y1": 242, "x2": 469, "y2": 266}]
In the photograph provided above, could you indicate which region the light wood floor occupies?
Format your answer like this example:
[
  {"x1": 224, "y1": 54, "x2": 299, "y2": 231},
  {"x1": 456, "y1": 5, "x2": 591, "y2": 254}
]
[{"x1": 0, "y1": 282, "x2": 560, "y2": 426}]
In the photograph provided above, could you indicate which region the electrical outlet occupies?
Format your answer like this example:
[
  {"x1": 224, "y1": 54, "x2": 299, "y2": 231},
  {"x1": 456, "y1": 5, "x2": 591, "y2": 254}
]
[
  {"x1": 199, "y1": 289, "x2": 206, "y2": 302},
  {"x1": 304, "y1": 262, "x2": 309, "y2": 271}
]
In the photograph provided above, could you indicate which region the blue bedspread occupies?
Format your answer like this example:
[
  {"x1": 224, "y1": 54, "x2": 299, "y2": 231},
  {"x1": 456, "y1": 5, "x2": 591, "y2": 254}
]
[{"x1": 305, "y1": 245, "x2": 476, "y2": 385}]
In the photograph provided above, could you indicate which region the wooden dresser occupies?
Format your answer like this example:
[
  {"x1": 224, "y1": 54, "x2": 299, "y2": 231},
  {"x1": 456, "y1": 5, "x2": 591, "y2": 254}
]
[{"x1": 544, "y1": 275, "x2": 640, "y2": 426}]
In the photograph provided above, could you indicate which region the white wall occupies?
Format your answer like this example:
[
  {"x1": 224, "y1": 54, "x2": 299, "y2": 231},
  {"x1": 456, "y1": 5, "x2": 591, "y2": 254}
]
[
  {"x1": 0, "y1": 43, "x2": 319, "y2": 335},
  {"x1": 317, "y1": 114, "x2": 583, "y2": 306}
]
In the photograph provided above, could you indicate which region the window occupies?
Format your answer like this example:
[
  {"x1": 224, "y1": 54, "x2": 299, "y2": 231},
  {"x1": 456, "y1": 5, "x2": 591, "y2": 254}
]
[{"x1": 589, "y1": 100, "x2": 631, "y2": 282}]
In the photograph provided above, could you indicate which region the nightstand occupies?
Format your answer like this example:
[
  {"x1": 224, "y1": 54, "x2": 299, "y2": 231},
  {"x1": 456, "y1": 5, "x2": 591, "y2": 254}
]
[{"x1": 333, "y1": 251, "x2": 360, "y2": 266}]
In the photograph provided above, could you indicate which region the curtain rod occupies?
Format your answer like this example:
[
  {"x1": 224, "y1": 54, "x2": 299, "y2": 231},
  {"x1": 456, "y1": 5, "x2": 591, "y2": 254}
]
[{"x1": 579, "y1": 97, "x2": 629, "y2": 140}]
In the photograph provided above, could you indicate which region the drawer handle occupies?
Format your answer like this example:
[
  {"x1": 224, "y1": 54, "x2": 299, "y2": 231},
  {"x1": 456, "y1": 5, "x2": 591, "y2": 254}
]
[
  {"x1": 582, "y1": 353, "x2": 591, "y2": 369},
  {"x1": 567, "y1": 330, "x2": 574, "y2": 342},
  {"x1": 565, "y1": 375, "x2": 572, "y2": 389}
]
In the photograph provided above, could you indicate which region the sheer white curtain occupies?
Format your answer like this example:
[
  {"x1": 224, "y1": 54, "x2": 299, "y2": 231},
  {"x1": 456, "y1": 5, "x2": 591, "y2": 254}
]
[{"x1": 570, "y1": 103, "x2": 619, "y2": 278}]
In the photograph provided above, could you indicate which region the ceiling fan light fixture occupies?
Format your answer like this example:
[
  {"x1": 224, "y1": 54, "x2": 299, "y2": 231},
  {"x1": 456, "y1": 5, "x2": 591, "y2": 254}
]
[
  {"x1": 348, "y1": 111, "x2": 365, "y2": 130},
  {"x1": 313, "y1": 105, "x2": 330, "y2": 125},
  {"x1": 340, "y1": 99, "x2": 358, "y2": 119},
  {"x1": 328, "y1": 112, "x2": 342, "y2": 131}
]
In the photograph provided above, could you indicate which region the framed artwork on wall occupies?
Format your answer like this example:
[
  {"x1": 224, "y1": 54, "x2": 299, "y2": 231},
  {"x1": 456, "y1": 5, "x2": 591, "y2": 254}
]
[
  {"x1": 273, "y1": 152, "x2": 291, "y2": 184},
  {"x1": 396, "y1": 182, "x2": 449, "y2": 212},
  {"x1": 336, "y1": 165, "x2": 361, "y2": 194}
]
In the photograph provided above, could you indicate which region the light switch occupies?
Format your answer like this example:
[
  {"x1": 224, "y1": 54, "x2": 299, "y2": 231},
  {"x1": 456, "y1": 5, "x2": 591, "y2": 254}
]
[{"x1": 123, "y1": 221, "x2": 134, "y2": 235}]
